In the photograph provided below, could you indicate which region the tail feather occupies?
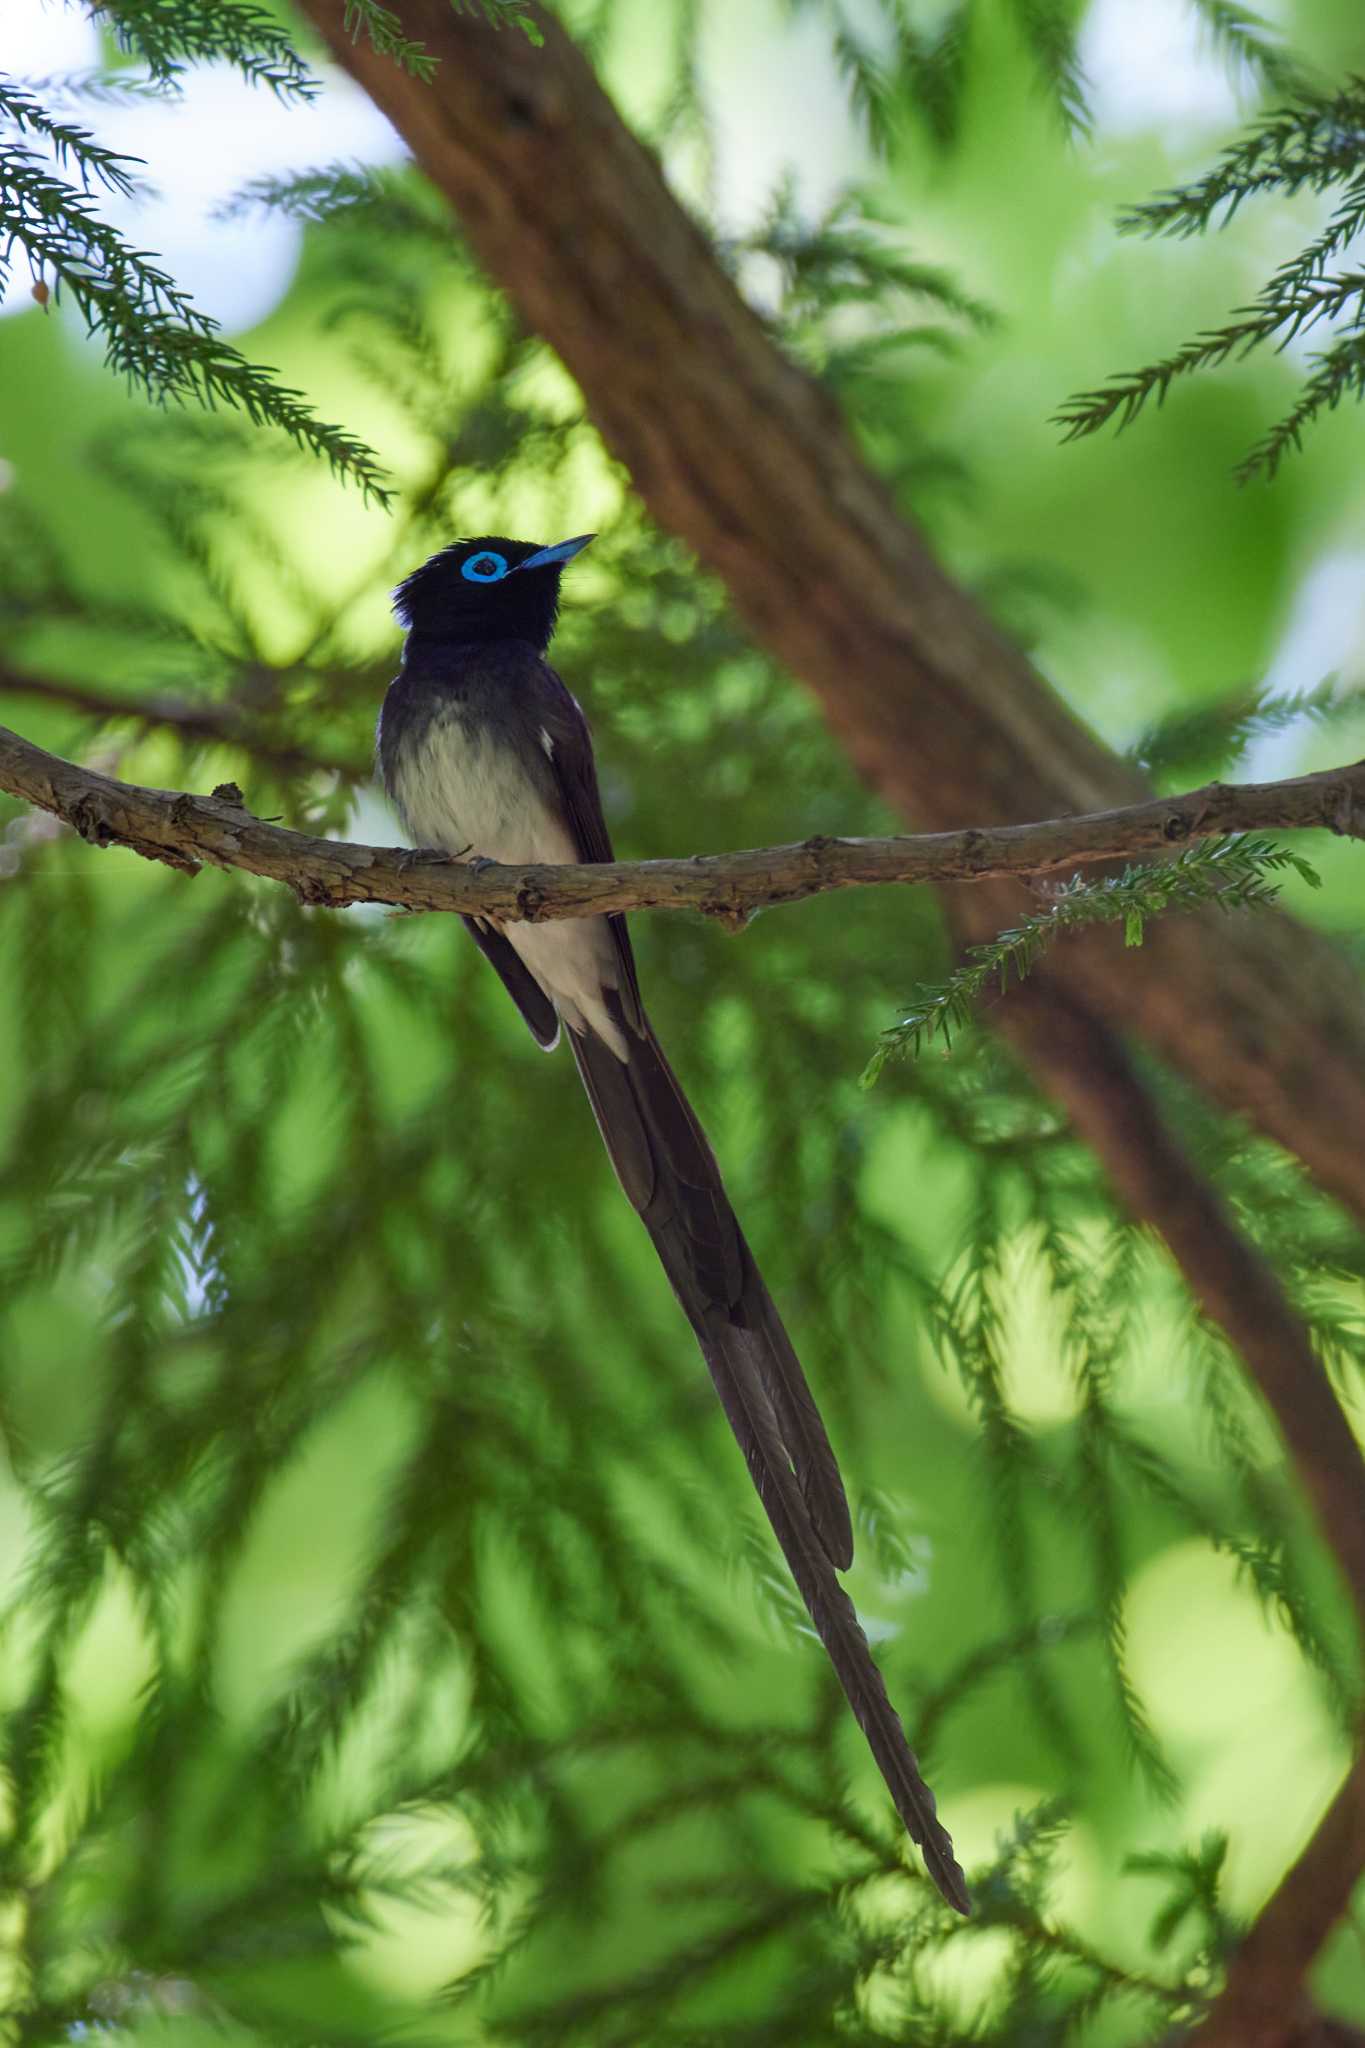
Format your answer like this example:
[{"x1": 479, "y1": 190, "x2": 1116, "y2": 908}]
[
  {"x1": 732, "y1": 1232, "x2": 855, "y2": 1572},
  {"x1": 570, "y1": 1019, "x2": 969, "y2": 1915},
  {"x1": 714, "y1": 1314, "x2": 970, "y2": 1915},
  {"x1": 572, "y1": 1019, "x2": 853, "y2": 1567}
]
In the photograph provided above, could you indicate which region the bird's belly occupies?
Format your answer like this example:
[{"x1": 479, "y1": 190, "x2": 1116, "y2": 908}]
[
  {"x1": 391, "y1": 714, "x2": 628, "y2": 1057},
  {"x1": 392, "y1": 717, "x2": 574, "y2": 866}
]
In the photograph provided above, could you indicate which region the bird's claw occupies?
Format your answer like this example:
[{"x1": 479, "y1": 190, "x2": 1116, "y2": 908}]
[{"x1": 398, "y1": 843, "x2": 468, "y2": 870}]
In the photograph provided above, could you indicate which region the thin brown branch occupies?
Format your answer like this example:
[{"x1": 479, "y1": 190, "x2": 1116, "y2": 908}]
[
  {"x1": 0, "y1": 721, "x2": 1360, "y2": 920},
  {"x1": 0, "y1": 660, "x2": 368, "y2": 784}
]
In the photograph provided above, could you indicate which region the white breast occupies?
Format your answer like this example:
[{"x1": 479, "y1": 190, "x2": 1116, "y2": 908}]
[
  {"x1": 391, "y1": 710, "x2": 628, "y2": 1058},
  {"x1": 392, "y1": 714, "x2": 576, "y2": 866}
]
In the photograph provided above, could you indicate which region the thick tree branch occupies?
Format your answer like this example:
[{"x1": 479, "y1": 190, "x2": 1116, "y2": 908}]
[
  {"x1": 294, "y1": 0, "x2": 1365, "y2": 1233},
  {"x1": 1184, "y1": 1747, "x2": 1365, "y2": 2048},
  {"x1": 1000, "y1": 985, "x2": 1365, "y2": 1632},
  {"x1": 1001, "y1": 986, "x2": 1365, "y2": 2048},
  {"x1": 1, "y1": 720, "x2": 1360, "y2": 918}
]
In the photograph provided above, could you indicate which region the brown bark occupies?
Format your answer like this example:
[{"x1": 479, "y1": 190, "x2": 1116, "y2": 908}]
[
  {"x1": 1182, "y1": 1749, "x2": 1365, "y2": 2048},
  {"x1": 294, "y1": 0, "x2": 1365, "y2": 1228},
  {"x1": 2, "y1": 719, "x2": 1359, "y2": 921},
  {"x1": 1001, "y1": 986, "x2": 1365, "y2": 1631}
]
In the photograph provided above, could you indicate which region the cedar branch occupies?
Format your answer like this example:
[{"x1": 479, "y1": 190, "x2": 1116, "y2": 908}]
[
  {"x1": 0, "y1": 661, "x2": 362, "y2": 784},
  {"x1": 0, "y1": 721, "x2": 1360, "y2": 918}
]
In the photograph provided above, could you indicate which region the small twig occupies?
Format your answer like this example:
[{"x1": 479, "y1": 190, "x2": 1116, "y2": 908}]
[
  {"x1": 0, "y1": 661, "x2": 368, "y2": 784},
  {"x1": 0, "y1": 721, "x2": 1360, "y2": 923}
]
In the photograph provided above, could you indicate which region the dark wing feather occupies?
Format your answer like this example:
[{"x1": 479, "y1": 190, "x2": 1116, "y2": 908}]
[
  {"x1": 462, "y1": 915, "x2": 560, "y2": 1049},
  {"x1": 535, "y1": 675, "x2": 647, "y2": 1025},
  {"x1": 536, "y1": 669, "x2": 857, "y2": 1562}
]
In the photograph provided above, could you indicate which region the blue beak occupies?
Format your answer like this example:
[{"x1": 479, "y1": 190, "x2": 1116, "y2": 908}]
[{"x1": 515, "y1": 533, "x2": 595, "y2": 573}]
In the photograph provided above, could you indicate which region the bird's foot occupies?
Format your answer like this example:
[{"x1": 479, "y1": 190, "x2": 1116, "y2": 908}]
[
  {"x1": 464, "y1": 854, "x2": 509, "y2": 929},
  {"x1": 398, "y1": 843, "x2": 469, "y2": 869}
]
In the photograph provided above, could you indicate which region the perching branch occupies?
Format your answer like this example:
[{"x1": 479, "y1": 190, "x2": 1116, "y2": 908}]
[
  {"x1": 295, "y1": 0, "x2": 1365, "y2": 1237},
  {"x1": 0, "y1": 720, "x2": 1360, "y2": 921}
]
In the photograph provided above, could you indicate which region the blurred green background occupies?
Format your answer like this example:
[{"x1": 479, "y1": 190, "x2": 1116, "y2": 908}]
[{"x1": 1, "y1": 0, "x2": 1364, "y2": 2039}]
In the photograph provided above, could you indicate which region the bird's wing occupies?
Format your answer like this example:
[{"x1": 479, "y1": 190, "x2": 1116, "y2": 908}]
[
  {"x1": 461, "y1": 915, "x2": 561, "y2": 1049},
  {"x1": 531, "y1": 675, "x2": 647, "y2": 1025}
]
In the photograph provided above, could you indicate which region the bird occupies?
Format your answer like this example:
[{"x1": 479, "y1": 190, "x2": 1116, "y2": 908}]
[{"x1": 377, "y1": 533, "x2": 970, "y2": 1915}]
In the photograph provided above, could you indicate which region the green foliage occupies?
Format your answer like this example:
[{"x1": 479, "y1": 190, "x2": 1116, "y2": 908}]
[
  {"x1": 1058, "y1": 74, "x2": 1365, "y2": 479},
  {"x1": 784, "y1": 0, "x2": 1089, "y2": 149},
  {"x1": 343, "y1": 0, "x2": 544, "y2": 71},
  {"x1": 97, "y1": 0, "x2": 318, "y2": 97},
  {"x1": 1126, "y1": 1830, "x2": 1235, "y2": 1962},
  {"x1": 0, "y1": 75, "x2": 146, "y2": 198},
  {"x1": 866, "y1": 838, "x2": 1323, "y2": 1074},
  {"x1": 0, "y1": 0, "x2": 1363, "y2": 2041},
  {"x1": 1184, "y1": 0, "x2": 1307, "y2": 96},
  {"x1": 1, "y1": 155, "x2": 391, "y2": 499},
  {"x1": 784, "y1": 0, "x2": 1309, "y2": 155},
  {"x1": 736, "y1": 176, "x2": 997, "y2": 335},
  {"x1": 466, "y1": 0, "x2": 548, "y2": 47},
  {"x1": 1000, "y1": 0, "x2": 1090, "y2": 137},
  {"x1": 1127, "y1": 676, "x2": 1360, "y2": 784},
  {"x1": 342, "y1": 0, "x2": 438, "y2": 78},
  {"x1": 0, "y1": 11, "x2": 390, "y2": 503},
  {"x1": 214, "y1": 159, "x2": 457, "y2": 249}
]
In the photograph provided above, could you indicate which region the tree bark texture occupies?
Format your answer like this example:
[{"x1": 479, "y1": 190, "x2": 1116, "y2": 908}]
[
  {"x1": 295, "y1": 0, "x2": 1365, "y2": 1227},
  {"x1": 3, "y1": 718, "x2": 1358, "y2": 922}
]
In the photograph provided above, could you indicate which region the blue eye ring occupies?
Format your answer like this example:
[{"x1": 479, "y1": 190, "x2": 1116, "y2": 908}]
[{"x1": 461, "y1": 549, "x2": 510, "y2": 584}]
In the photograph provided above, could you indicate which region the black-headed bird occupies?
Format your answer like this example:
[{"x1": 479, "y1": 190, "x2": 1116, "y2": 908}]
[{"x1": 378, "y1": 534, "x2": 969, "y2": 1914}]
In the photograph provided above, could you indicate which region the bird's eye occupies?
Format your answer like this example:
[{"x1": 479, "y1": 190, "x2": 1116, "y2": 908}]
[{"x1": 461, "y1": 550, "x2": 509, "y2": 583}]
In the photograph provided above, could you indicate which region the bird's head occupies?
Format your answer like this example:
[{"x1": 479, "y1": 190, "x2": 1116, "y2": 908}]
[{"x1": 392, "y1": 534, "x2": 594, "y2": 651}]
